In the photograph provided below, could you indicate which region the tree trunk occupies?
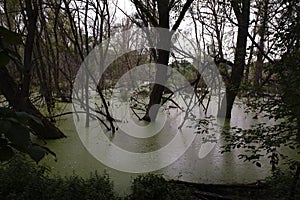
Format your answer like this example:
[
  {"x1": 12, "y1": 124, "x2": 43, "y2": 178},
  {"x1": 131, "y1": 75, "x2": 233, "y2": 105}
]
[
  {"x1": 143, "y1": 48, "x2": 170, "y2": 121},
  {"x1": 254, "y1": 0, "x2": 268, "y2": 87},
  {"x1": 296, "y1": 115, "x2": 300, "y2": 143},
  {"x1": 21, "y1": 0, "x2": 38, "y2": 98},
  {"x1": 142, "y1": 0, "x2": 170, "y2": 121},
  {"x1": 218, "y1": 0, "x2": 250, "y2": 119},
  {"x1": 289, "y1": 163, "x2": 300, "y2": 200},
  {"x1": 141, "y1": 0, "x2": 194, "y2": 121},
  {"x1": 0, "y1": 67, "x2": 66, "y2": 139}
]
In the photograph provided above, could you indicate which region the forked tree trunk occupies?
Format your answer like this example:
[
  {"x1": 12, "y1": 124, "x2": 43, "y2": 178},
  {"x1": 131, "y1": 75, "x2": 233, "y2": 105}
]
[
  {"x1": 141, "y1": 0, "x2": 194, "y2": 121},
  {"x1": 142, "y1": 0, "x2": 171, "y2": 121},
  {"x1": 143, "y1": 48, "x2": 170, "y2": 121},
  {"x1": 218, "y1": 0, "x2": 250, "y2": 119}
]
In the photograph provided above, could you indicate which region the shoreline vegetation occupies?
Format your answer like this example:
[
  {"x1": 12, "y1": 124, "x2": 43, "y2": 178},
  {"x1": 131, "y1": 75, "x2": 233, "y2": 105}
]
[{"x1": 0, "y1": 157, "x2": 299, "y2": 200}]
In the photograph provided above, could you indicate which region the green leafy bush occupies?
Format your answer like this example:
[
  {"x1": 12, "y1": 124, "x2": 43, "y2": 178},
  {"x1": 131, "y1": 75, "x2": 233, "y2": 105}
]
[
  {"x1": 126, "y1": 174, "x2": 195, "y2": 200},
  {"x1": 0, "y1": 157, "x2": 118, "y2": 200},
  {"x1": 0, "y1": 107, "x2": 56, "y2": 163},
  {"x1": 265, "y1": 170, "x2": 300, "y2": 200}
]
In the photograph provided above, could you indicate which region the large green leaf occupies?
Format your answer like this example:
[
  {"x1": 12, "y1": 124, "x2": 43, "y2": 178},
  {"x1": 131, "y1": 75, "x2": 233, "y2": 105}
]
[
  {"x1": 0, "y1": 51, "x2": 10, "y2": 67},
  {"x1": 0, "y1": 146, "x2": 14, "y2": 162},
  {"x1": 40, "y1": 145, "x2": 57, "y2": 158},
  {"x1": 0, "y1": 26, "x2": 22, "y2": 45},
  {"x1": 0, "y1": 107, "x2": 17, "y2": 118},
  {"x1": 15, "y1": 112, "x2": 44, "y2": 126},
  {"x1": 4, "y1": 48, "x2": 21, "y2": 60},
  {"x1": 0, "y1": 138, "x2": 8, "y2": 146},
  {"x1": 28, "y1": 145, "x2": 47, "y2": 163},
  {"x1": 0, "y1": 107, "x2": 56, "y2": 163},
  {"x1": 0, "y1": 120, "x2": 12, "y2": 133},
  {"x1": 9, "y1": 143, "x2": 29, "y2": 154},
  {"x1": 4, "y1": 123, "x2": 31, "y2": 149}
]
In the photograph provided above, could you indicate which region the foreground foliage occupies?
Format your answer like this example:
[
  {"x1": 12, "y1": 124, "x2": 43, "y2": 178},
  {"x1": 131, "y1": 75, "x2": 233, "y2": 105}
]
[
  {"x1": 0, "y1": 108, "x2": 56, "y2": 163},
  {"x1": 2, "y1": 157, "x2": 300, "y2": 200},
  {"x1": 264, "y1": 170, "x2": 300, "y2": 200},
  {"x1": 0, "y1": 157, "x2": 197, "y2": 200},
  {"x1": 0, "y1": 158, "x2": 118, "y2": 200},
  {"x1": 126, "y1": 174, "x2": 196, "y2": 200}
]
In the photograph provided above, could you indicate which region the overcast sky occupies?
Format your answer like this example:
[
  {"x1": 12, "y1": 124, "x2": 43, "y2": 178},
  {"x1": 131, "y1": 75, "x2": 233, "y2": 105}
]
[{"x1": 114, "y1": 0, "x2": 135, "y2": 21}]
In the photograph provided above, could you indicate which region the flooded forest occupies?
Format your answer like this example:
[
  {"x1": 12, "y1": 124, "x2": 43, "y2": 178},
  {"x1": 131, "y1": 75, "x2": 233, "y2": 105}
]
[{"x1": 0, "y1": 0, "x2": 300, "y2": 199}]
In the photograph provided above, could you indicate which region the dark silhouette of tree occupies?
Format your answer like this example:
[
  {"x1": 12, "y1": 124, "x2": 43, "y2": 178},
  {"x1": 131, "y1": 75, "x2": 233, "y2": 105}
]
[{"x1": 131, "y1": 0, "x2": 194, "y2": 121}]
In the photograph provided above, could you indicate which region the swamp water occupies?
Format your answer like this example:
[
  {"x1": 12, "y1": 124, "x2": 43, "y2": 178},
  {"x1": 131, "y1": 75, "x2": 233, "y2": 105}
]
[{"x1": 38, "y1": 98, "x2": 292, "y2": 196}]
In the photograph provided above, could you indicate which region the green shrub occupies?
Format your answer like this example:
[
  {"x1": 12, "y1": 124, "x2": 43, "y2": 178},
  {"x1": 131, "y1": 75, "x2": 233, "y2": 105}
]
[
  {"x1": 265, "y1": 170, "x2": 300, "y2": 200},
  {"x1": 0, "y1": 159, "x2": 204, "y2": 200},
  {"x1": 0, "y1": 157, "x2": 118, "y2": 200},
  {"x1": 126, "y1": 174, "x2": 195, "y2": 200}
]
